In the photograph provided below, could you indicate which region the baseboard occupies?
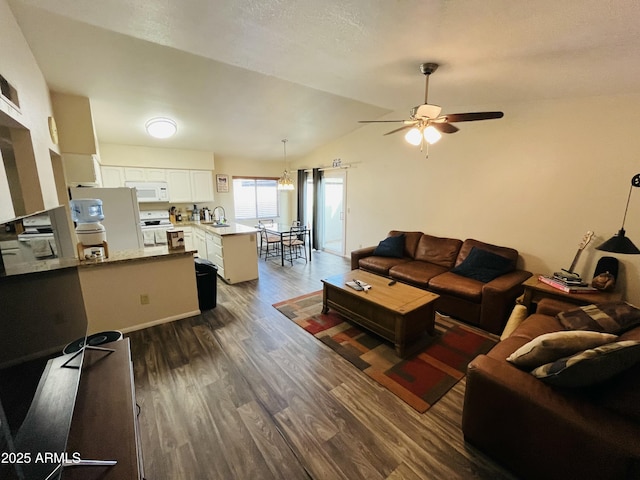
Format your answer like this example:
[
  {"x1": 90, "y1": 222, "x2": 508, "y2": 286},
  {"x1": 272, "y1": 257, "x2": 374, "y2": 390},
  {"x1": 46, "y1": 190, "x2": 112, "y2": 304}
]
[{"x1": 119, "y1": 310, "x2": 202, "y2": 334}]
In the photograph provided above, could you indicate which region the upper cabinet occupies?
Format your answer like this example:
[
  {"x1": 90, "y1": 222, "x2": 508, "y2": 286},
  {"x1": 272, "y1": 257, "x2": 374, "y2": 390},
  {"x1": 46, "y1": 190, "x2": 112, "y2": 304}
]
[
  {"x1": 167, "y1": 169, "x2": 214, "y2": 203},
  {"x1": 101, "y1": 166, "x2": 126, "y2": 188},
  {"x1": 50, "y1": 92, "x2": 98, "y2": 155},
  {"x1": 101, "y1": 165, "x2": 214, "y2": 203},
  {"x1": 124, "y1": 167, "x2": 166, "y2": 183},
  {"x1": 190, "y1": 170, "x2": 214, "y2": 203},
  {"x1": 62, "y1": 153, "x2": 102, "y2": 186},
  {"x1": 166, "y1": 169, "x2": 192, "y2": 202}
]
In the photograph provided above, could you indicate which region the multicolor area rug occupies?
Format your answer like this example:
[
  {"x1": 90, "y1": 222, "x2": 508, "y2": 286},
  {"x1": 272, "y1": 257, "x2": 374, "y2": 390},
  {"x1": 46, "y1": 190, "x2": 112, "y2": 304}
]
[{"x1": 273, "y1": 291, "x2": 498, "y2": 413}]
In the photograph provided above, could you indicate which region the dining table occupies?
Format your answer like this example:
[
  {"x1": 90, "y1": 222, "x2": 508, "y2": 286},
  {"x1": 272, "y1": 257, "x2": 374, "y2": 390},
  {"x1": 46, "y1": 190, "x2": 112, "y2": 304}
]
[{"x1": 260, "y1": 223, "x2": 311, "y2": 266}]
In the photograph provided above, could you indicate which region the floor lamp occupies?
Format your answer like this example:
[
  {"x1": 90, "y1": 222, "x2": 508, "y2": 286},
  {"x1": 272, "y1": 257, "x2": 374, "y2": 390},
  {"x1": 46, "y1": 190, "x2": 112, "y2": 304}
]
[{"x1": 596, "y1": 173, "x2": 640, "y2": 254}]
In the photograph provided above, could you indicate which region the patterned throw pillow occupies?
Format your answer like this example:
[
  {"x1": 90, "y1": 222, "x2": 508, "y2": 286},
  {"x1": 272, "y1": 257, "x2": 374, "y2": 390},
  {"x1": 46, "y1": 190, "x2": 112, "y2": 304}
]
[
  {"x1": 507, "y1": 331, "x2": 618, "y2": 369},
  {"x1": 557, "y1": 301, "x2": 640, "y2": 334},
  {"x1": 531, "y1": 340, "x2": 640, "y2": 387}
]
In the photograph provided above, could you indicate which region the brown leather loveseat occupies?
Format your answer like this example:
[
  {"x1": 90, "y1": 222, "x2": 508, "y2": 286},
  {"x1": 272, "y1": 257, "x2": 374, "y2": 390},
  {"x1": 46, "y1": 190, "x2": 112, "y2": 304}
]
[
  {"x1": 351, "y1": 230, "x2": 532, "y2": 334},
  {"x1": 462, "y1": 298, "x2": 640, "y2": 479}
]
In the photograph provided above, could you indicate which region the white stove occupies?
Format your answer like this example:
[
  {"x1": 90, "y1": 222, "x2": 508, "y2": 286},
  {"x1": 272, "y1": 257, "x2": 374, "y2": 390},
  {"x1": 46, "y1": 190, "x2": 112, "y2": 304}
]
[
  {"x1": 17, "y1": 214, "x2": 58, "y2": 259},
  {"x1": 139, "y1": 210, "x2": 173, "y2": 246}
]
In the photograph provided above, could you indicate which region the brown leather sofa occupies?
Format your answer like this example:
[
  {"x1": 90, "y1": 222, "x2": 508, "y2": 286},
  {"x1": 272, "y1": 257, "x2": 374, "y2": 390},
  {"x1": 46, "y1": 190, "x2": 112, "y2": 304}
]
[
  {"x1": 350, "y1": 230, "x2": 532, "y2": 334},
  {"x1": 462, "y1": 298, "x2": 640, "y2": 479}
]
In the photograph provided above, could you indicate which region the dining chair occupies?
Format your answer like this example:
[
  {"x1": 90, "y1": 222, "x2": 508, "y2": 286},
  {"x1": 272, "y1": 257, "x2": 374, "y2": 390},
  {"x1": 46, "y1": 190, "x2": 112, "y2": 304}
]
[
  {"x1": 282, "y1": 224, "x2": 307, "y2": 265},
  {"x1": 258, "y1": 224, "x2": 281, "y2": 260}
]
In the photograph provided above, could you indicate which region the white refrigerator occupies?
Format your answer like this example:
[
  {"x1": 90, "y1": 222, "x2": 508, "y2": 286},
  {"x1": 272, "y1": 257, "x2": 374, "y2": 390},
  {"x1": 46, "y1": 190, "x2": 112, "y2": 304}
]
[{"x1": 69, "y1": 187, "x2": 144, "y2": 251}]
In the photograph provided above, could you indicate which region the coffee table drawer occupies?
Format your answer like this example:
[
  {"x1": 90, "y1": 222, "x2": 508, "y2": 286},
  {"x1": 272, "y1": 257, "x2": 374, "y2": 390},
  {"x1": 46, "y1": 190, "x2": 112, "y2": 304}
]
[{"x1": 325, "y1": 287, "x2": 396, "y2": 339}]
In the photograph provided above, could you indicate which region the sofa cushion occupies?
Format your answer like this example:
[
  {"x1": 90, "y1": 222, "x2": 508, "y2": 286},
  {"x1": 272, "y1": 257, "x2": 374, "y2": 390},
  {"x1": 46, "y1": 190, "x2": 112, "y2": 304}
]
[
  {"x1": 450, "y1": 246, "x2": 514, "y2": 283},
  {"x1": 388, "y1": 261, "x2": 449, "y2": 288},
  {"x1": 372, "y1": 234, "x2": 405, "y2": 258},
  {"x1": 507, "y1": 331, "x2": 618, "y2": 369},
  {"x1": 358, "y1": 256, "x2": 410, "y2": 276},
  {"x1": 427, "y1": 271, "x2": 484, "y2": 302},
  {"x1": 454, "y1": 239, "x2": 518, "y2": 269},
  {"x1": 557, "y1": 301, "x2": 640, "y2": 334},
  {"x1": 584, "y1": 355, "x2": 640, "y2": 422},
  {"x1": 388, "y1": 230, "x2": 424, "y2": 258},
  {"x1": 531, "y1": 340, "x2": 640, "y2": 387},
  {"x1": 412, "y1": 234, "x2": 462, "y2": 268}
]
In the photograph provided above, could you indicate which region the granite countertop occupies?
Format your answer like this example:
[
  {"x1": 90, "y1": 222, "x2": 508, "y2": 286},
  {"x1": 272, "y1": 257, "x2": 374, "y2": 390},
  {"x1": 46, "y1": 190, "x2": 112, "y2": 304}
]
[
  {"x1": 186, "y1": 221, "x2": 258, "y2": 236},
  {"x1": 1, "y1": 246, "x2": 196, "y2": 278},
  {"x1": 78, "y1": 245, "x2": 196, "y2": 267},
  {"x1": 1, "y1": 257, "x2": 80, "y2": 277}
]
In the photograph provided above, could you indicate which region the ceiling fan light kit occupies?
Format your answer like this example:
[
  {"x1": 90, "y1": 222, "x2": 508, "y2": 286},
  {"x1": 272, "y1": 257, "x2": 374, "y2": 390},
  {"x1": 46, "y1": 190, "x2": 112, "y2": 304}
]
[{"x1": 359, "y1": 62, "x2": 504, "y2": 154}]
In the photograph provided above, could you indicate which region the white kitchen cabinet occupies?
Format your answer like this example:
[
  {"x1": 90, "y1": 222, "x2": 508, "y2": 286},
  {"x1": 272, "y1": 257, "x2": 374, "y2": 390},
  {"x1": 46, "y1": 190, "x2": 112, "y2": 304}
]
[
  {"x1": 63, "y1": 153, "x2": 102, "y2": 186},
  {"x1": 124, "y1": 167, "x2": 166, "y2": 182},
  {"x1": 195, "y1": 224, "x2": 258, "y2": 284},
  {"x1": 145, "y1": 169, "x2": 167, "y2": 182},
  {"x1": 190, "y1": 170, "x2": 214, "y2": 202},
  {"x1": 181, "y1": 226, "x2": 193, "y2": 250},
  {"x1": 193, "y1": 226, "x2": 206, "y2": 258},
  {"x1": 101, "y1": 166, "x2": 125, "y2": 187},
  {"x1": 167, "y1": 169, "x2": 192, "y2": 202},
  {"x1": 205, "y1": 232, "x2": 220, "y2": 265}
]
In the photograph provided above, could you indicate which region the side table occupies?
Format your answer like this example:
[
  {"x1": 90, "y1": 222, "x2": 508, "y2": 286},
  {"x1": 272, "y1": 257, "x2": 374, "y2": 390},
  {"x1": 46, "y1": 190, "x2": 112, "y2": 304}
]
[{"x1": 522, "y1": 275, "x2": 623, "y2": 312}]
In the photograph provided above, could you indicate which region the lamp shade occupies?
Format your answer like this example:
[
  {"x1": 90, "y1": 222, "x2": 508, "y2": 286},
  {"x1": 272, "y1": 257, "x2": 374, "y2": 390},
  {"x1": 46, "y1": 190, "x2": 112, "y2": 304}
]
[
  {"x1": 423, "y1": 125, "x2": 442, "y2": 144},
  {"x1": 596, "y1": 229, "x2": 640, "y2": 254},
  {"x1": 404, "y1": 128, "x2": 423, "y2": 146}
]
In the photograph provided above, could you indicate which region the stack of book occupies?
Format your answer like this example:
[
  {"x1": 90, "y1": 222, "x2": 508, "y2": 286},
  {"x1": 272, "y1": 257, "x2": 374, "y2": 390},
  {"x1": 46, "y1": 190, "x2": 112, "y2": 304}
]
[{"x1": 538, "y1": 274, "x2": 598, "y2": 293}]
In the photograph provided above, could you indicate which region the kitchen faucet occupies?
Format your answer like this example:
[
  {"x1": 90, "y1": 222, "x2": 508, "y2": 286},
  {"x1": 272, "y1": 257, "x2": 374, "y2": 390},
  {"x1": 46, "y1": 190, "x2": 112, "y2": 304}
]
[{"x1": 213, "y1": 206, "x2": 226, "y2": 223}]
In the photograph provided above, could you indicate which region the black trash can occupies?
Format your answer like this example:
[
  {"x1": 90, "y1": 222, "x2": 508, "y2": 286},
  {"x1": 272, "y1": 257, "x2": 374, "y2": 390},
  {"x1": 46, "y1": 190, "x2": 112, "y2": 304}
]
[{"x1": 195, "y1": 257, "x2": 218, "y2": 310}]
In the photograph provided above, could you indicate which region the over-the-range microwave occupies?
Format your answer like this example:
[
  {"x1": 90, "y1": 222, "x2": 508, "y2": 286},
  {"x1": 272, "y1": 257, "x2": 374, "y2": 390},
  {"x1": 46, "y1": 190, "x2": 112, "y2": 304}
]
[{"x1": 124, "y1": 181, "x2": 170, "y2": 203}]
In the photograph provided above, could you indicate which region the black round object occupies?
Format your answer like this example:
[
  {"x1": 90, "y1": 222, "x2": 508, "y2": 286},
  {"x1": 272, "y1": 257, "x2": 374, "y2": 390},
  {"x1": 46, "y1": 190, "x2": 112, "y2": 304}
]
[{"x1": 63, "y1": 330, "x2": 123, "y2": 354}]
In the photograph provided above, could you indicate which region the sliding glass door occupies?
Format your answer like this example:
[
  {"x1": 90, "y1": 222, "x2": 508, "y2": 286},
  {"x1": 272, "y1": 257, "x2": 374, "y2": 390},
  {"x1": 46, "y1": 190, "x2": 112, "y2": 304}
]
[{"x1": 320, "y1": 170, "x2": 346, "y2": 255}]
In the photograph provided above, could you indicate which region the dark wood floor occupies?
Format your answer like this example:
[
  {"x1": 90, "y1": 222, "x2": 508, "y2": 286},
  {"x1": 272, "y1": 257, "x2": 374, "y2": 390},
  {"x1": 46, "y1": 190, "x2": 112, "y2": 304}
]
[{"x1": 128, "y1": 251, "x2": 517, "y2": 480}]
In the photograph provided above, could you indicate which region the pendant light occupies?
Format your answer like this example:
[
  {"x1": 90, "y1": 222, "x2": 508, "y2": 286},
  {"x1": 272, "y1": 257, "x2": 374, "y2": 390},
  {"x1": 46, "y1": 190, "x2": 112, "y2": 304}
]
[
  {"x1": 596, "y1": 173, "x2": 640, "y2": 254},
  {"x1": 277, "y1": 139, "x2": 295, "y2": 191}
]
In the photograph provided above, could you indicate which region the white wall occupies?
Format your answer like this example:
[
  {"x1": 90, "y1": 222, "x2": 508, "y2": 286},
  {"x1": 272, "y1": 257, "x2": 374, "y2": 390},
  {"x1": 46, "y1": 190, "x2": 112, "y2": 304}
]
[
  {"x1": 99, "y1": 143, "x2": 215, "y2": 170},
  {"x1": 1, "y1": 0, "x2": 60, "y2": 211},
  {"x1": 295, "y1": 93, "x2": 640, "y2": 306}
]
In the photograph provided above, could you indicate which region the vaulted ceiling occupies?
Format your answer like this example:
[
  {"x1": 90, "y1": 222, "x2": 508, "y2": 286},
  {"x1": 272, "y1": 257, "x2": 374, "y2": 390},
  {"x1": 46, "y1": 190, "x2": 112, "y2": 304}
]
[{"x1": 8, "y1": 0, "x2": 640, "y2": 161}]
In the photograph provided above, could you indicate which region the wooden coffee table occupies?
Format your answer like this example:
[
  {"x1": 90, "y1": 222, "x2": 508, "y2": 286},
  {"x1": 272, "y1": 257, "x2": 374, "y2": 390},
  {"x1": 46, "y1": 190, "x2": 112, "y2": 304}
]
[{"x1": 321, "y1": 270, "x2": 439, "y2": 357}]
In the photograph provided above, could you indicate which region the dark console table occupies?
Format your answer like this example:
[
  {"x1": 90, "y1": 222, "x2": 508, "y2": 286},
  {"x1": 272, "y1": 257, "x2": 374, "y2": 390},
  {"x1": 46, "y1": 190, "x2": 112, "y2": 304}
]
[{"x1": 62, "y1": 338, "x2": 143, "y2": 479}]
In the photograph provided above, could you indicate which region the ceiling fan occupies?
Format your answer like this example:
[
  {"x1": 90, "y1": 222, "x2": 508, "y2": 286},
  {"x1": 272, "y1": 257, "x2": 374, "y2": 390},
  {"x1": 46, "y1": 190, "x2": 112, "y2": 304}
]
[{"x1": 359, "y1": 63, "x2": 503, "y2": 149}]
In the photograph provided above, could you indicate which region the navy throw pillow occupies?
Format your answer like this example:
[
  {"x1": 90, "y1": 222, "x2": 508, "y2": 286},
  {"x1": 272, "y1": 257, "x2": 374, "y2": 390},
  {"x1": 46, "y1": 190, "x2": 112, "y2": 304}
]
[
  {"x1": 451, "y1": 246, "x2": 513, "y2": 283},
  {"x1": 373, "y1": 234, "x2": 405, "y2": 258}
]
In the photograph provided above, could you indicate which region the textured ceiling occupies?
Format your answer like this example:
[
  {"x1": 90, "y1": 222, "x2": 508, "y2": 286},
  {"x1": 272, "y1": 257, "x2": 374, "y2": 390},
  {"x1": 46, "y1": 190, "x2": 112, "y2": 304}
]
[{"x1": 7, "y1": 0, "x2": 640, "y2": 161}]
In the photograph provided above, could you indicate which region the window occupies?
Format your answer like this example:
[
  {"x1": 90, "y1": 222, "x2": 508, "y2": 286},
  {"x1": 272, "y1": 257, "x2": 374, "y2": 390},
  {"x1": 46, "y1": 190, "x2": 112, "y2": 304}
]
[{"x1": 233, "y1": 177, "x2": 279, "y2": 219}]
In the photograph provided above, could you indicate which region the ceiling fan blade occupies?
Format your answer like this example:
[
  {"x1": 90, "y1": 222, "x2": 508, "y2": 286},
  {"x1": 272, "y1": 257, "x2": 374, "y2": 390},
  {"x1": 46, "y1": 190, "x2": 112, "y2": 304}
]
[
  {"x1": 358, "y1": 120, "x2": 407, "y2": 123},
  {"x1": 443, "y1": 111, "x2": 504, "y2": 123},
  {"x1": 384, "y1": 125, "x2": 413, "y2": 136},
  {"x1": 432, "y1": 122, "x2": 459, "y2": 134}
]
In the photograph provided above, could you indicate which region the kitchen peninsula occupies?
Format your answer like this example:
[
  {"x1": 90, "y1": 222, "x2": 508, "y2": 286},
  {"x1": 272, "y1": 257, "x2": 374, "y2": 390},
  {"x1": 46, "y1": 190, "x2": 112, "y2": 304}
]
[
  {"x1": 1, "y1": 246, "x2": 200, "y2": 336},
  {"x1": 187, "y1": 222, "x2": 259, "y2": 284}
]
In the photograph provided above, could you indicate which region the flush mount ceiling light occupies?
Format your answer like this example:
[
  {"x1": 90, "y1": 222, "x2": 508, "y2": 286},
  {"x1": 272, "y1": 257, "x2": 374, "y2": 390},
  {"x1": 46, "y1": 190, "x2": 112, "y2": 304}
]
[
  {"x1": 277, "y1": 139, "x2": 295, "y2": 191},
  {"x1": 145, "y1": 117, "x2": 177, "y2": 139}
]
